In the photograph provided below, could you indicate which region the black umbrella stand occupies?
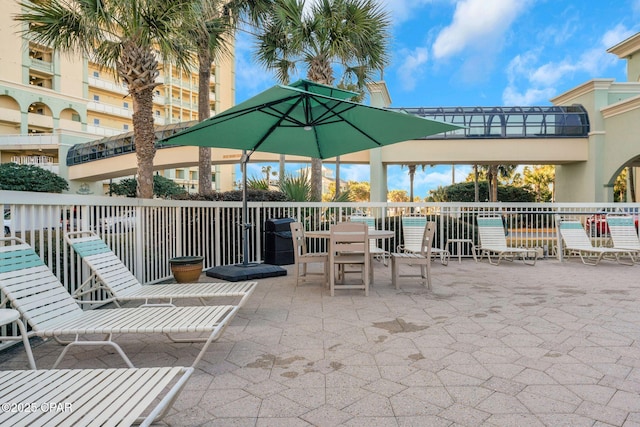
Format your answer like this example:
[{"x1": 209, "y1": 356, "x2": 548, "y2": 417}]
[{"x1": 206, "y1": 150, "x2": 287, "y2": 282}]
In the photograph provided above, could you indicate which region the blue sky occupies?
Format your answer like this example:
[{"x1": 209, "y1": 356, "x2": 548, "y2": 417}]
[{"x1": 233, "y1": 0, "x2": 639, "y2": 199}]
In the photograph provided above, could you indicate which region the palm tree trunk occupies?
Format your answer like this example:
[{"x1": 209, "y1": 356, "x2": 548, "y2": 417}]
[
  {"x1": 474, "y1": 164, "x2": 479, "y2": 202},
  {"x1": 198, "y1": 48, "x2": 213, "y2": 196},
  {"x1": 132, "y1": 87, "x2": 156, "y2": 198},
  {"x1": 409, "y1": 165, "x2": 416, "y2": 202},
  {"x1": 279, "y1": 154, "x2": 285, "y2": 186},
  {"x1": 311, "y1": 158, "x2": 323, "y2": 201}
]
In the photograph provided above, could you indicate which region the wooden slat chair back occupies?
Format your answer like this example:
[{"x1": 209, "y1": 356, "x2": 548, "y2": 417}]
[
  {"x1": 289, "y1": 221, "x2": 328, "y2": 286},
  {"x1": 329, "y1": 222, "x2": 369, "y2": 296}
]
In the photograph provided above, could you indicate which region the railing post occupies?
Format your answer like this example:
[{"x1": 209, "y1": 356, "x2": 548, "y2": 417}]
[
  {"x1": 554, "y1": 213, "x2": 563, "y2": 262},
  {"x1": 134, "y1": 205, "x2": 144, "y2": 283},
  {"x1": 175, "y1": 206, "x2": 183, "y2": 257},
  {"x1": 214, "y1": 206, "x2": 221, "y2": 266}
]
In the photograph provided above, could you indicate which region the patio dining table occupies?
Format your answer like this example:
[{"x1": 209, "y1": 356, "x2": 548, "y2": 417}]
[
  {"x1": 305, "y1": 229, "x2": 394, "y2": 240},
  {"x1": 306, "y1": 229, "x2": 394, "y2": 286}
]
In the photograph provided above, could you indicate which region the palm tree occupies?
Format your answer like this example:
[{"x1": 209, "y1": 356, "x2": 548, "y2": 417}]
[
  {"x1": 253, "y1": 0, "x2": 390, "y2": 201},
  {"x1": 401, "y1": 163, "x2": 431, "y2": 202},
  {"x1": 483, "y1": 164, "x2": 517, "y2": 202},
  {"x1": 189, "y1": 0, "x2": 273, "y2": 196},
  {"x1": 188, "y1": 0, "x2": 231, "y2": 196},
  {"x1": 15, "y1": 0, "x2": 196, "y2": 198}
]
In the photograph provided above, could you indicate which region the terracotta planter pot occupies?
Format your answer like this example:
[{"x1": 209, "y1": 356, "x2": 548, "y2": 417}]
[{"x1": 169, "y1": 256, "x2": 204, "y2": 283}]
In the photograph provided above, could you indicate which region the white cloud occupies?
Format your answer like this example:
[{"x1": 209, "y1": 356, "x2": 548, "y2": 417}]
[
  {"x1": 396, "y1": 47, "x2": 429, "y2": 91},
  {"x1": 380, "y1": 0, "x2": 435, "y2": 24},
  {"x1": 502, "y1": 23, "x2": 634, "y2": 106},
  {"x1": 233, "y1": 32, "x2": 278, "y2": 101},
  {"x1": 339, "y1": 165, "x2": 369, "y2": 183},
  {"x1": 432, "y1": 0, "x2": 529, "y2": 59}
]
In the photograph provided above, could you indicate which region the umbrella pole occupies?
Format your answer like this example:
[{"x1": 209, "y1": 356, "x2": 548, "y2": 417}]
[{"x1": 241, "y1": 151, "x2": 250, "y2": 267}]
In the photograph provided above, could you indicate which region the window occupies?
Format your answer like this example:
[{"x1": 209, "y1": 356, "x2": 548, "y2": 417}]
[
  {"x1": 155, "y1": 110, "x2": 160, "y2": 116},
  {"x1": 71, "y1": 114, "x2": 81, "y2": 122},
  {"x1": 175, "y1": 170, "x2": 185, "y2": 179},
  {"x1": 93, "y1": 71, "x2": 99, "y2": 78},
  {"x1": 155, "y1": 90, "x2": 160, "y2": 96},
  {"x1": 123, "y1": 124, "x2": 129, "y2": 130},
  {"x1": 123, "y1": 102, "x2": 129, "y2": 109},
  {"x1": 93, "y1": 118, "x2": 100, "y2": 126},
  {"x1": 93, "y1": 94, "x2": 99, "y2": 102}
]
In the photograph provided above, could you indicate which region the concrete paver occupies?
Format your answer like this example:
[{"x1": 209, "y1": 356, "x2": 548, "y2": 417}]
[{"x1": 2, "y1": 257, "x2": 640, "y2": 426}]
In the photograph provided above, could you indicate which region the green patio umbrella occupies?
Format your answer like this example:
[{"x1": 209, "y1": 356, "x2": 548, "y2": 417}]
[{"x1": 160, "y1": 80, "x2": 461, "y2": 272}]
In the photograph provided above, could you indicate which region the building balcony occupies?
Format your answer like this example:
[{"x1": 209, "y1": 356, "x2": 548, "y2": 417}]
[
  {"x1": 85, "y1": 125, "x2": 124, "y2": 137},
  {"x1": 0, "y1": 107, "x2": 21, "y2": 125},
  {"x1": 87, "y1": 102, "x2": 133, "y2": 119},
  {"x1": 88, "y1": 77, "x2": 129, "y2": 96},
  {"x1": 0, "y1": 133, "x2": 60, "y2": 149},
  {"x1": 29, "y1": 58, "x2": 54, "y2": 74},
  {"x1": 27, "y1": 112, "x2": 54, "y2": 129}
]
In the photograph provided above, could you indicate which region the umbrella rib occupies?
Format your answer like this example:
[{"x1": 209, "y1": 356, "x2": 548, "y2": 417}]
[
  {"x1": 161, "y1": 94, "x2": 306, "y2": 142},
  {"x1": 251, "y1": 97, "x2": 306, "y2": 152},
  {"x1": 317, "y1": 98, "x2": 383, "y2": 147}
]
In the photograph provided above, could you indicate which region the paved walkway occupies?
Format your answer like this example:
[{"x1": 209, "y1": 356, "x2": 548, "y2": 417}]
[{"x1": 2, "y1": 257, "x2": 640, "y2": 426}]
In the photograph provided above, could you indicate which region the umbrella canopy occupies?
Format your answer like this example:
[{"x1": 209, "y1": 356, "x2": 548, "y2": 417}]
[
  {"x1": 159, "y1": 80, "x2": 462, "y2": 271},
  {"x1": 160, "y1": 79, "x2": 460, "y2": 158}
]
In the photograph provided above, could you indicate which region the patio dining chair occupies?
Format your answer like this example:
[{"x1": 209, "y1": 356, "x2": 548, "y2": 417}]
[
  {"x1": 397, "y1": 215, "x2": 449, "y2": 265},
  {"x1": 64, "y1": 231, "x2": 256, "y2": 307},
  {"x1": 476, "y1": 216, "x2": 537, "y2": 265},
  {"x1": 0, "y1": 237, "x2": 241, "y2": 369},
  {"x1": 558, "y1": 218, "x2": 634, "y2": 265},
  {"x1": 290, "y1": 221, "x2": 328, "y2": 286},
  {"x1": 329, "y1": 222, "x2": 369, "y2": 296}
]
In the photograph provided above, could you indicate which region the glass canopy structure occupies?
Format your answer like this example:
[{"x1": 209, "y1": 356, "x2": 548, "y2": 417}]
[
  {"x1": 390, "y1": 105, "x2": 590, "y2": 139},
  {"x1": 66, "y1": 121, "x2": 198, "y2": 166},
  {"x1": 67, "y1": 105, "x2": 590, "y2": 166}
]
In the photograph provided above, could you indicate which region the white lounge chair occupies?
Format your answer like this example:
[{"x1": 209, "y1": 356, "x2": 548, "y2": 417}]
[
  {"x1": 558, "y1": 219, "x2": 634, "y2": 265},
  {"x1": 64, "y1": 231, "x2": 256, "y2": 307},
  {"x1": 0, "y1": 367, "x2": 193, "y2": 427},
  {"x1": 0, "y1": 237, "x2": 240, "y2": 368},
  {"x1": 349, "y1": 215, "x2": 390, "y2": 266},
  {"x1": 391, "y1": 222, "x2": 435, "y2": 290},
  {"x1": 606, "y1": 214, "x2": 640, "y2": 261},
  {"x1": 476, "y1": 216, "x2": 537, "y2": 265},
  {"x1": 397, "y1": 215, "x2": 449, "y2": 265}
]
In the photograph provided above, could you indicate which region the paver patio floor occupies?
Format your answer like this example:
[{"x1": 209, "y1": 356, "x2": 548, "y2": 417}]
[{"x1": 2, "y1": 257, "x2": 640, "y2": 426}]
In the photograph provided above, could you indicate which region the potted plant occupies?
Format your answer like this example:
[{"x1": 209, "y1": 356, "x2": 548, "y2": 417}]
[{"x1": 169, "y1": 256, "x2": 204, "y2": 283}]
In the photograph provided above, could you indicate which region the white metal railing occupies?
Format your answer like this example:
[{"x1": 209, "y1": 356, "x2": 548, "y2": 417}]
[
  {"x1": 2, "y1": 190, "x2": 638, "y2": 349},
  {"x1": 3, "y1": 190, "x2": 637, "y2": 284}
]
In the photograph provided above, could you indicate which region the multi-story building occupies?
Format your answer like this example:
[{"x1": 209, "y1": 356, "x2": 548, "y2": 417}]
[{"x1": 0, "y1": 2, "x2": 236, "y2": 195}]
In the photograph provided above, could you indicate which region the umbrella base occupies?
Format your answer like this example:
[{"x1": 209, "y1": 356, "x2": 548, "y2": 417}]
[{"x1": 206, "y1": 263, "x2": 287, "y2": 282}]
